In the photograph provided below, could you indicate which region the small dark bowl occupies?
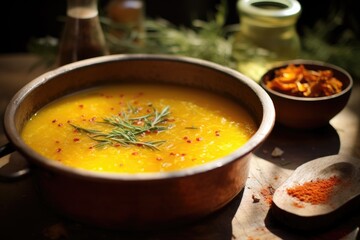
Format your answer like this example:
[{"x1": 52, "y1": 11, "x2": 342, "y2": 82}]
[{"x1": 260, "y1": 59, "x2": 353, "y2": 129}]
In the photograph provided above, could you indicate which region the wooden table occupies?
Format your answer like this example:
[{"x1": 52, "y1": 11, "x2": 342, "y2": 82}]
[{"x1": 1, "y1": 54, "x2": 359, "y2": 240}]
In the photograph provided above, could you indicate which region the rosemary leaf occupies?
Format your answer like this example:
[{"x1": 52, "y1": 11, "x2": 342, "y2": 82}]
[
  {"x1": 185, "y1": 126, "x2": 199, "y2": 129},
  {"x1": 69, "y1": 105, "x2": 171, "y2": 150},
  {"x1": 70, "y1": 123, "x2": 102, "y2": 135}
]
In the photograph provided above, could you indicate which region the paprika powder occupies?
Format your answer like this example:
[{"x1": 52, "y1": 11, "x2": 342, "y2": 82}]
[{"x1": 286, "y1": 175, "x2": 341, "y2": 205}]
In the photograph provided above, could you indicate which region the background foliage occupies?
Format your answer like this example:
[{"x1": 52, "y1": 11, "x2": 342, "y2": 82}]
[{"x1": 24, "y1": 0, "x2": 360, "y2": 80}]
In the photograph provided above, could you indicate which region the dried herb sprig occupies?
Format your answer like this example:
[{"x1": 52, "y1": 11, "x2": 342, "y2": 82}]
[{"x1": 70, "y1": 105, "x2": 171, "y2": 150}]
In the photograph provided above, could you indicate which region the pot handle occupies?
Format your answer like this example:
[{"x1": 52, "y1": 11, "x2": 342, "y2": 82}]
[{"x1": 0, "y1": 143, "x2": 30, "y2": 181}]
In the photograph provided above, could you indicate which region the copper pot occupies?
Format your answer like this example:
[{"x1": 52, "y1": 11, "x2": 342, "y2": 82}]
[{"x1": 1, "y1": 54, "x2": 275, "y2": 229}]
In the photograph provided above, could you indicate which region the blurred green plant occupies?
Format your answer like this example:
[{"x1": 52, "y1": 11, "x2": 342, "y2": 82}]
[
  {"x1": 27, "y1": 1, "x2": 360, "y2": 80},
  {"x1": 27, "y1": 36, "x2": 59, "y2": 69},
  {"x1": 300, "y1": 10, "x2": 360, "y2": 79},
  {"x1": 101, "y1": 0, "x2": 237, "y2": 69}
]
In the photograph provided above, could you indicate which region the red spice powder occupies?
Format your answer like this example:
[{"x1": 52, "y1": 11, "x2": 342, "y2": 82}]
[
  {"x1": 292, "y1": 201, "x2": 304, "y2": 208},
  {"x1": 247, "y1": 237, "x2": 260, "y2": 240},
  {"x1": 286, "y1": 176, "x2": 341, "y2": 205},
  {"x1": 260, "y1": 185, "x2": 275, "y2": 205}
]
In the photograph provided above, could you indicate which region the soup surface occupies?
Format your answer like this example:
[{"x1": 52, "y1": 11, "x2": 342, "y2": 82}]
[{"x1": 21, "y1": 84, "x2": 257, "y2": 173}]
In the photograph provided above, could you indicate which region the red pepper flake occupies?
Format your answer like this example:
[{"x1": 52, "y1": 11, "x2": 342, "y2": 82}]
[
  {"x1": 55, "y1": 140, "x2": 60, "y2": 144},
  {"x1": 196, "y1": 137, "x2": 202, "y2": 141},
  {"x1": 132, "y1": 152, "x2": 138, "y2": 156},
  {"x1": 180, "y1": 153, "x2": 186, "y2": 156},
  {"x1": 52, "y1": 119, "x2": 57, "y2": 123},
  {"x1": 79, "y1": 104, "x2": 84, "y2": 108},
  {"x1": 170, "y1": 152, "x2": 176, "y2": 156},
  {"x1": 183, "y1": 136, "x2": 188, "y2": 140},
  {"x1": 215, "y1": 130, "x2": 220, "y2": 136},
  {"x1": 110, "y1": 107, "x2": 115, "y2": 111},
  {"x1": 133, "y1": 92, "x2": 144, "y2": 99},
  {"x1": 89, "y1": 146, "x2": 94, "y2": 149},
  {"x1": 56, "y1": 148, "x2": 62, "y2": 153},
  {"x1": 67, "y1": 120, "x2": 71, "y2": 123},
  {"x1": 57, "y1": 123, "x2": 63, "y2": 127},
  {"x1": 156, "y1": 157, "x2": 162, "y2": 161},
  {"x1": 114, "y1": 144, "x2": 121, "y2": 147},
  {"x1": 186, "y1": 140, "x2": 192, "y2": 143},
  {"x1": 73, "y1": 138, "x2": 80, "y2": 142}
]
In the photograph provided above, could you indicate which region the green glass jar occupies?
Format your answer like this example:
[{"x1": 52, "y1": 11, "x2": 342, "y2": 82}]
[{"x1": 232, "y1": 0, "x2": 301, "y2": 81}]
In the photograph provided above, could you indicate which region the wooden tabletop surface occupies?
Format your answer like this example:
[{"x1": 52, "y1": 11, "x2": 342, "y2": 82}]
[{"x1": 0, "y1": 54, "x2": 359, "y2": 240}]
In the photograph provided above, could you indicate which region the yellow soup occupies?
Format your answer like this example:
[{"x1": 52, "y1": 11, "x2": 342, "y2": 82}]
[{"x1": 21, "y1": 84, "x2": 257, "y2": 173}]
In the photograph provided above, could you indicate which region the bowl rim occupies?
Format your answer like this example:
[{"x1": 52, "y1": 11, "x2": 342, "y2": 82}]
[
  {"x1": 5, "y1": 54, "x2": 275, "y2": 181},
  {"x1": 260, "y1": 59, "x2": 353, "y2": 101}
]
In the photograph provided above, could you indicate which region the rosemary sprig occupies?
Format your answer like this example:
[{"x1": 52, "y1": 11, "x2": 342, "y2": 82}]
[
  {"x1": 185, "y1": 125, "x2": 199, "y2": 129},
  {"x1": 70, "y1": 105, "x2": 171, "y2": 150}
]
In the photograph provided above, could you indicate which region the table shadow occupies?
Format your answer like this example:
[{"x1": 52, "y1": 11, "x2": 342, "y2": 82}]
[
  {"x1": 264, "y1": 201, "x2": 360, "y2": 240},
  {"x1": 1, "y1": 176, "x2": 243, "y2": 240},
  {"x1": 51, "y1": 191, "x2": 243, "y2": 240},
  {"x1": 254, "y1": 123, "x2": 341, "y2": 170}
]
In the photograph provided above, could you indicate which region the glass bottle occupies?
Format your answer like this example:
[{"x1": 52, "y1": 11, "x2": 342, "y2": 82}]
[
  {"x1": 105, "y1": 0, "x2": 145, "y2": 51},
  {"x1": 232, "y1": 0, "x2": 301, "y2": 82},
  {"x1": 57, "y1": 0, "x2": 109, "y2": 66}
]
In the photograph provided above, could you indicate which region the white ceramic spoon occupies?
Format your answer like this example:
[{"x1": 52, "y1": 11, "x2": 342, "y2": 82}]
[{"x1": 272, "y1": 154, "x2": 360, "y2": 230}]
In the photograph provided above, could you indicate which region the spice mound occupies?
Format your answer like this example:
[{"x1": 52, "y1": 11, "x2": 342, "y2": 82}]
[
  {"x1": 286, "y1": 176, "x2": 341, "y2": 205},
  {"x1": 265, "y1": 64, "x2": 343, "y2": 97}
]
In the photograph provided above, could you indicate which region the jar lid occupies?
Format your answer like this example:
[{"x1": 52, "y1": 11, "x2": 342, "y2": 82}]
[{"x1": 238, "y1": 0, "x2": 301, "y2": 25}]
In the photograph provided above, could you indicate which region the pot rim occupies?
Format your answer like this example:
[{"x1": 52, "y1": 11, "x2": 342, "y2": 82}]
[{"x1": 4, "y1": 54, "x2": 275, "y2": 181}]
